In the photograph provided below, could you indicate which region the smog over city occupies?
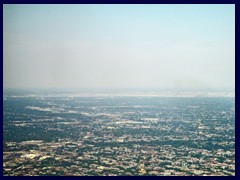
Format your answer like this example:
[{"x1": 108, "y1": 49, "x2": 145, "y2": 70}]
[{"x1": 3, "y1": 4, "x2": 235, "y2": 176}]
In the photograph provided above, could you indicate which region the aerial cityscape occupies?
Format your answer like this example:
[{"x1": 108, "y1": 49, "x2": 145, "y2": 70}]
[
  {"x1": 3, "y1": 4, "x2": 235, "y2": 176},
  {"x1": 3, "y1": 90, "x2": 235, "y2": 176}
]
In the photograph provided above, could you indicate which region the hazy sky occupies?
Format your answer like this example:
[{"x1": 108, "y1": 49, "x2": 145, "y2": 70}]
[{"x1": 3, "y1": 4, "x2": 235, "y2": 90}]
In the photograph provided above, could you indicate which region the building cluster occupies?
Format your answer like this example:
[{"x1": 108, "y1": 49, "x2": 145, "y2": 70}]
[
  {"x1": 3, "y1": 95, "x2": 235, "y2": 176},
  {"x1": 4, "y1": 137, "x2": 235, "y2": 176}
]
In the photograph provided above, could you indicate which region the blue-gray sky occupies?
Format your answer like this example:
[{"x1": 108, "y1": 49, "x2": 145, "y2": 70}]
[{"x1": 3, "y1": 4, "x2": 235, "y2": 90}]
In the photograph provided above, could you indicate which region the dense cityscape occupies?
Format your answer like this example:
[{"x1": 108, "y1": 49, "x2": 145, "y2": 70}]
[{"x1": 3, "y1": 90, "x2": 235, "y2": 176}]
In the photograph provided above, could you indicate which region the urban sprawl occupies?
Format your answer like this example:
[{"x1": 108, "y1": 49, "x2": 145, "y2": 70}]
[{"x1": 3, "y1": 91, "x2": 235, "y2": 176}]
